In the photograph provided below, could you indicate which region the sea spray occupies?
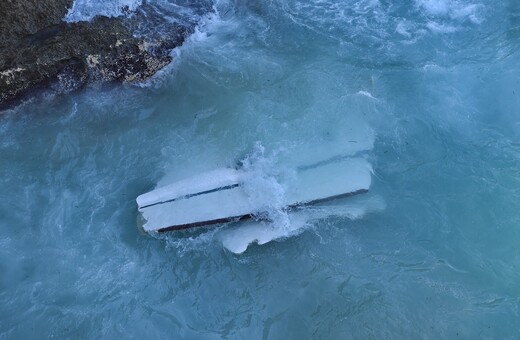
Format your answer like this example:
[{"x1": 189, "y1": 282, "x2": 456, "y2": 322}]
[
  {"x1": 239, "y1": 143, "x2": 291, "y2": 231},
  {"x1": 64, "y1": 0, "x2": 143, "y2": 22}
]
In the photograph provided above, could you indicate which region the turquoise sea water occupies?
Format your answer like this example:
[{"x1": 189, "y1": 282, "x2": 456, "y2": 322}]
[{"x1": 2, "y1": 0, "x2": 520, "y2": 338}]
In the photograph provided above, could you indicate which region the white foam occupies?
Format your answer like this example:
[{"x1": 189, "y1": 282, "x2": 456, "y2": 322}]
[
  {"x1": 416, "y1": 0, "x2": 482, "y2": 23},
  {"x1": 396, "y1": 21, "x2": 412, "y2": 38},
  {"x1": 427, "y1": 22, "x2": 458, "y2": 33},
  {"x1": 219, "y1": 196, "x2": 386, "y2": 254},
  {"x1": 134, "y1": 4, "x2": 229, "y2": 88},
  {"x1": 357, "y1": 91, "x2": 378, "y2": 100},
  {"x1": 219, "y1": 214, "x2": 308, "y2": 254},
  {"x1": 215, "y1": 144, "x2": 378, "y2": 254},
  {"x1": 418, "y1": 0, "x2": 451, "y2": 16},
  {"x1": 64, "y1": 0, "x2": 142, "y2": 22}
]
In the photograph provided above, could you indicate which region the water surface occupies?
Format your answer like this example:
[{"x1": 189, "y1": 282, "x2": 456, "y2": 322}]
[{"x1": 1, "y1": 0, "x2": 520, "y2": 338}]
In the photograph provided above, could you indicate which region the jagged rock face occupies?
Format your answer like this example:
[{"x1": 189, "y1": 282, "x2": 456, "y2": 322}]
[
  {"x1": 0, "y1": 0, "x2": 74, "y2": 46},
  {"x1": 0, "y1": 0, "x2": 192, "y2": 110}
]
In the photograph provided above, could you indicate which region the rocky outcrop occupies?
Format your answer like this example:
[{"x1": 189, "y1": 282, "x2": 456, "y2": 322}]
[
  {"x1": 0, "y1": 0, "x2": 192, "y2": 110},
  {"x1": 0, "y1": 0, "x2": 74, "y2": 44}
]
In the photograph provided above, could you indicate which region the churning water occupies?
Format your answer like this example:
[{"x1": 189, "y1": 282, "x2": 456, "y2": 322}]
[{"x1": 1, "y1": 0, "x2": 520, "y2": 338}]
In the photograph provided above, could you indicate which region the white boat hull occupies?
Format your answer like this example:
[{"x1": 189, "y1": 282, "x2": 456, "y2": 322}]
[{"x1": 137, "y1": 157, "x2": 372, "y2": 233}]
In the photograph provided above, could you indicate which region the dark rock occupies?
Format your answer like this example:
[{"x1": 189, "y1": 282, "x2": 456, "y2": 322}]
[
  {"x1": 0, "y1": 0, "x2": 193, "y2": 110},
  {"x1": 0, "y1": 0, "x2": 73, "y2": 46}
]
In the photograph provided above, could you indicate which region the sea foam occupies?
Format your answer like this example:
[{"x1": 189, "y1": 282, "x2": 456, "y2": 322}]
[{"x1": 64, "y1": 0, "x2": 142, "y2": 22}]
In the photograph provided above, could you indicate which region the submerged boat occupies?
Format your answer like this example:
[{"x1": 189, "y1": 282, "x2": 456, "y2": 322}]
[{"x1": 137, "y1": 156, "x2": 372, "y2": 233}]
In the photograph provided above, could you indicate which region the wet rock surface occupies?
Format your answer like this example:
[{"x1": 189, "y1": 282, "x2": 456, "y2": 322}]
[{"x1": 0, "y1": 0, "x2": 193, "y2": 110}]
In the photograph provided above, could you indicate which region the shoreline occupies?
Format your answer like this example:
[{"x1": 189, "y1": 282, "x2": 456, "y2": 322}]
[{"x1": 0, "y1": 0, "x2": 194, "y2": 111}]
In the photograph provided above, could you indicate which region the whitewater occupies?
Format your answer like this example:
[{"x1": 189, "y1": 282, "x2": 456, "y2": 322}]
[{"x1": 1, "y1": 0, "x2": 520, "y2": 338}]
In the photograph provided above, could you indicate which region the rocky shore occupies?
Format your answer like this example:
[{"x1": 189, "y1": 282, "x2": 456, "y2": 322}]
[{"x1": 0, "y1": 0, "x2": 192, "y2": 110}]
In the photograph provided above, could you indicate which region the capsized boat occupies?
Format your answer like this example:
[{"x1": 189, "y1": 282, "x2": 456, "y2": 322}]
[{"x1": 136, "y1": 157, "x2": 372, "y2": 233}]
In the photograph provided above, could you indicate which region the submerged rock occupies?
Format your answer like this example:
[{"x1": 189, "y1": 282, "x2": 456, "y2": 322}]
[{"x1": 0, "y1": 0, "x2": 192, "y2": 110}]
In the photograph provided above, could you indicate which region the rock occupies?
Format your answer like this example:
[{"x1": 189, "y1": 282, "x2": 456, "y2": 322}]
[
  {"x1": 0, "y1": 0, "x2": 73, "y2": 46},
  {"x1": 0, "y1": 0, "x2": 192, "y2": 110}
]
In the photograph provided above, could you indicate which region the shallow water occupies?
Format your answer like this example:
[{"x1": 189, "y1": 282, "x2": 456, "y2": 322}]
[{"x1": 2, "y1": 0, "x2": 520, "y2": 338}]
